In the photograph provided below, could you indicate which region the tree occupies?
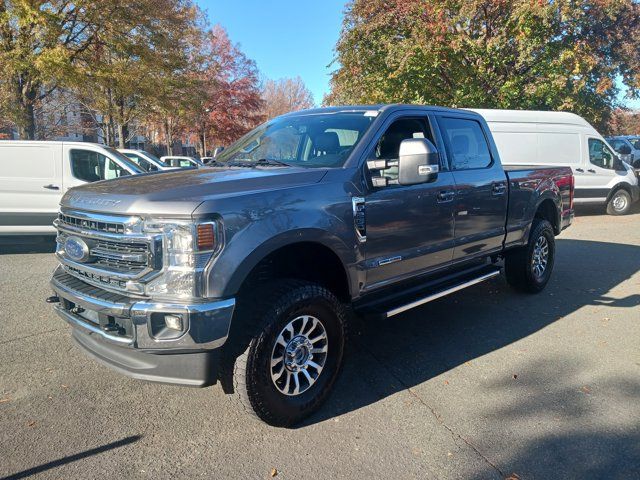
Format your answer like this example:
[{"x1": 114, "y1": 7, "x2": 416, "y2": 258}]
[
  {"x1": 73, "y1": 0, "x2": 202, "y2": 148},
  {"x1": 327, "y1": 0, "x2": 640, "y2": 130},
  {"x1": 262, "y1": 76, "x2": 314, "y2": 120},
  {"x1": 193, "y1": 25, "x2": 264, "y2": 152},
  {"x1": 608, "y1": 108, "x2": 640, "y2": 135}
]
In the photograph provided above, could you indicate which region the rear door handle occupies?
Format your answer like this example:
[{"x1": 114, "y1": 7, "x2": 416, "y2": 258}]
[
  {"x1": 492, "y1": 183, "x2": 507, "y2": 195},
  {"x1": 587, "y1": 169, "x2": 596, "y2": 173},
  {"x1": 43, "y1": 184, "x2": 60, "y2": 190},
  {"x1": 437, "y1": 190, "x2": 455, "y2": 203},
  {"x1": 575, "y1": 168, "x2": 584, "y2": 173}
]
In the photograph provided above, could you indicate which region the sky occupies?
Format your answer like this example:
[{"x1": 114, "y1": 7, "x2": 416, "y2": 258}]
[
  {"x1": 199, "y1": 1, "x2": 639, "y2": 110},
  {"x1": 200, "y1": 0, "x2": 347, "y2": 105}
]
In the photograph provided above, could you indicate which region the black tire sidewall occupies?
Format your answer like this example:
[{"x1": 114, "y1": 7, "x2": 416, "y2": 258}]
[
  {"x1": 245, "y1": 286, "x2": 345, "y2": 425},
  {"x1": 607, "y1": 190, "x2": 632, "y2": 216},
  {"x1": 525, "y1": 220, "x2": 555, "y2": 291}
]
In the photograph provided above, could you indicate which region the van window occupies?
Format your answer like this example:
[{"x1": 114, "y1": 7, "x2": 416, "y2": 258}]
[
  {"x1": 588, "y1": 139, "x2": 616, "y2": 170},
  {"x1": 439, "y1": 117, "x2": 492, "y2": 170},
  {"x1": 71, "y1": 150, "x2": 131, "y2": 182}
]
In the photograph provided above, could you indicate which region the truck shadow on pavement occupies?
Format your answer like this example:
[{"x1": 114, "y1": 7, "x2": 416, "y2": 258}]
[
  {"x1": 305, "y1": 238, "x2": 640, "y2": 430},
  {"x1": 0, "y1": 435, "x2": 142, "y2": 480}
]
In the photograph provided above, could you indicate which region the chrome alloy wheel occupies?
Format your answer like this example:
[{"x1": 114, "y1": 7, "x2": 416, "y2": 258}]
[
  {"x1": 270, "y1": 315, "x2": 329, "y2": 396},
  {"x1": 531, "y1": 235, "x2": 549, "y2": 279},
  {"x1": 612, "y1": 192, "x2": 628, "y2": 212}
]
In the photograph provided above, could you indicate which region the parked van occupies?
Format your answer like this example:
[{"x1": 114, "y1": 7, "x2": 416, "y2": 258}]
[
  {"x1": 0, "y1": 141, "x2": 143, "y2": 235},
  {"x1": 471, "y1": 109, "x2": 639, "y2": 215}
]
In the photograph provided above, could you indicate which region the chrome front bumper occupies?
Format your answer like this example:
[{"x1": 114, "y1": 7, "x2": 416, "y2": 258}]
[{"x1": 50, "y1": 267, "x2": 235, "y2": 352}]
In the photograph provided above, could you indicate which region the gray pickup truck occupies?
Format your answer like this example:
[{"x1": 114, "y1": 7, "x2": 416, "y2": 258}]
[{"x1": 48, "y1": 105, "x2": 574, "y2": 426}]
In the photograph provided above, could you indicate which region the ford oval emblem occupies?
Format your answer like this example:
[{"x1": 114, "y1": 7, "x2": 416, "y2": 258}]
[{"x1": 65, "y1": 236, "x2": 90, "y2": 262}]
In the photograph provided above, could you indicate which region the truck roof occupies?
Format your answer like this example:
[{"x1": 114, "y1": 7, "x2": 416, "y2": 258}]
[
  {"x1": 468, "y1": 109, "x2": 592, "y2": 128},
  {"x1": 279, "y1": 104, "x2": 477, "y2": 118}
]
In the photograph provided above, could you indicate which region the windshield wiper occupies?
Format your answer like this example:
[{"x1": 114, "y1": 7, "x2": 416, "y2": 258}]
[{"x1": 255, "y1": 158, "x2": 293, "y2": 167}]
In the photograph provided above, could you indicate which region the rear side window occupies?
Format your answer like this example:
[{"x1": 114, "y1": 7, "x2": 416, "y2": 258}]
[
  {"x1": 71, "y1": 150, "x2": 130, "y2": 182},
  {"x1": 439, "y1": 117, "x2": 492, "y2": 170}
]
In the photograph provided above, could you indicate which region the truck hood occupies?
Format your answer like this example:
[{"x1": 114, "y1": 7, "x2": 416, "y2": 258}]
[{"x1": 61, "y1": 166, "x2": 328, "y2": 217}]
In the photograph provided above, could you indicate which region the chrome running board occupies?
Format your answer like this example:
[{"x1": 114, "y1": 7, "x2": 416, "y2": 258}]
[{"x1": 385, "y1": 269, "x2": 501, "y2": 318}]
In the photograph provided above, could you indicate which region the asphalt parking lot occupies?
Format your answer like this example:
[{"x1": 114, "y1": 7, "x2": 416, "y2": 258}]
[{"x1": 1, "y1": 207, "x2": 639, "y2": 480}]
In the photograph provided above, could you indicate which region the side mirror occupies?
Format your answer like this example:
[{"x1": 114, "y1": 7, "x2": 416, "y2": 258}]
[{"x1": 398, "y1": 138, "x2": 440, "y2": 185}]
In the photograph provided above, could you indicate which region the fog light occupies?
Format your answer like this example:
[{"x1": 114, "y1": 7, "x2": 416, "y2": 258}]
[{"x1": 164, "y1": 314, "x2": 184, "y2": 331}]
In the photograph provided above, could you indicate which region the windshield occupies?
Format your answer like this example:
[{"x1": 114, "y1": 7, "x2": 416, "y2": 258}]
[
  {"x1": 104, "y1": 147, "x2": 144, "y2": 173},
  {"x1": 216, "y1": 112, "x2": 376, "y2": 168},
  {"x1": 141, "y1": 151, "x2": 168, "y2": 166}
]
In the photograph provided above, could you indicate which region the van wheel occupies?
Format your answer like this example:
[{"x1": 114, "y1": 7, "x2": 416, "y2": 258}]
[
  {"x1": 505, "y1": 219, "x2": 555, "y2": 293},
  {"x1": 232, "y1": 280, "x2": 346, "y2": 427},
  {"x1": 607, "y1": 189, "x2": 632, "y2": 215}
]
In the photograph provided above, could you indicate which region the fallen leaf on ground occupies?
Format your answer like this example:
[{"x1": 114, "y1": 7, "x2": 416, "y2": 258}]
[
  {"x1": 0, "y1": 397, "x2": 10, "y2": 404},
  {"x1": 61, "y1": 384, "x2": 68, "y2": 389},
  {"x1": 506, "y1": 474, "x2": 521, "y2": 480},
  {"x1": 270, "y1": 468, "x2": 278, "y2": 477},
  {"x1": 581, "y1": 386, "x2": 591, "y2": 394},
  {"x1": 443, "y1": 380, "x2": 449, "y2": 385},
  {"x1": 512, "y1": 374, "x2": 518, "y2": 380},
  {"x1": 27, "y1": 421, "x2": 36, "y2": 427}
]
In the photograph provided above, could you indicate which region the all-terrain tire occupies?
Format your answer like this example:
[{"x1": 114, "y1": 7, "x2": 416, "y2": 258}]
[
  {"x1": 505, "y1": 218, "x2": 555, "y2": 293},
  {"x1": 232, "y1": 280, "x2": 347, "y2": 427}
]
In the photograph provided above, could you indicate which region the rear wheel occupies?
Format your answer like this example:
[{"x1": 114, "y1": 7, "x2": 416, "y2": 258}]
[
  {"x1": 606, "y1": 189, "x2": 632, "y2": 215},
  {"x1": 505, "y1": 218, "x2": 555, "y2": 293},
  {"x1": 232, "y1": 280, "x2": 346, "y2": 427}
]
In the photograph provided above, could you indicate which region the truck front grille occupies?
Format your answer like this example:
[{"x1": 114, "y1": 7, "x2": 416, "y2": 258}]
[
  {"x1": 55, "y1": 210, "x2": 161, "y2": 295},
  {"x1": 58, "y1": 212, "x2": 126, "y2": 234}
]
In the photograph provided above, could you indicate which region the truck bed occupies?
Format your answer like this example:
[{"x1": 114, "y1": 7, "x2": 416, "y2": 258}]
[{"x1": 503, "y1": 165, "x2": 574, "y2": 247}]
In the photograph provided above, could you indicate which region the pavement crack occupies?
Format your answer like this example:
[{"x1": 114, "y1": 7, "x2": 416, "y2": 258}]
[
  {"x1": 0, "y1": 328, "x2": 65, "y2": 346},
  {"x1": 355, "y1": 339, "x2": 505, "y2": 479}
]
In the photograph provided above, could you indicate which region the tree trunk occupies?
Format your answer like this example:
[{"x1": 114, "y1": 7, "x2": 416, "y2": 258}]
[
  {"x1": 117, "y1": 123, "x2": 125, "y2": 149},
  {"x1": 14, "y1": 76, "x2": 37, "y2": 140},
  {"x1": 164, "y1": 118, "x2": 174, "y2": 155}
]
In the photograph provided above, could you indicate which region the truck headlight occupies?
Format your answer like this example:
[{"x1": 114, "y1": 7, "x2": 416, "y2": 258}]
[{"x1": 143, "y1": 219, "x2": 223, "y2": 300}]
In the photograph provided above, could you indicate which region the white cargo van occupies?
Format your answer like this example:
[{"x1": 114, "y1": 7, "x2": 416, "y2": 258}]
[
  {"x1": 471, "y1": 109, "x2": 639, "y2": 215},
  {"x1": 0, "y1": 141, "x2": 143, "y2": 235}
]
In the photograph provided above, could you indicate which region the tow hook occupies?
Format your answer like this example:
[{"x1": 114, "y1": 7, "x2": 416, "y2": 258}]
[{"x1": 46, "y1": 295, "x2": 60, "y2": 304}]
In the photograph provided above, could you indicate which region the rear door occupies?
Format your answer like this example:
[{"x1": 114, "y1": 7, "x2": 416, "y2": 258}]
[
  {"x1": 0, "y1": 143, "x2": 63, "y2": 234},
  {"x1": 435, "y1": 114, "x2": 508, "y2": 260},
  {"x1": 363, "y1": 112, "x2": 457, "y2": 289}
]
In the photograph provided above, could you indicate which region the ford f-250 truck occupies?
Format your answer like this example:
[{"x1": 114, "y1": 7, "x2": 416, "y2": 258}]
[{"x1": 48, "y1": 105, "x2": 574, "y2": 427}]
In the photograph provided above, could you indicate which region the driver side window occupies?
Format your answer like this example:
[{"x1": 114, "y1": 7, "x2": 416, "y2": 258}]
[
  {"x1": 368, "y1": 117, "x2": 432, "y2": 182},
  {"x1": 588, "y1": 138, "x2": 616, "y2": 170}
]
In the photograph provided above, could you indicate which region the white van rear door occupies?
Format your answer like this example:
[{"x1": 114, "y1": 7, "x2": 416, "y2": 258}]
[{"x1": 0, "y1": 143, "x2": 62, "y2": 234}]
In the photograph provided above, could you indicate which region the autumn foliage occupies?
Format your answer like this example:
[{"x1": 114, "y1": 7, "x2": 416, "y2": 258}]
[{"x1": 327, "y1": 0, "x2": 640, "y2": 130}]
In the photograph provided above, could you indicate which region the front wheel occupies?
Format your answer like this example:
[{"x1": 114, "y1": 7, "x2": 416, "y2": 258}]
[
  {"x1": 606, "y1": 189, "x2": 632, "y2": 215},
  {"x1": 232, "y1": 280, "x2": 346, "y2": 427},
  {"x1": 505, "y1": 218, "x2": 555, "y2": 293}
]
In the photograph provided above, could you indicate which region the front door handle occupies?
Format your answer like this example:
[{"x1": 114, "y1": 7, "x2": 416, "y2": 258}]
[
  {"x1": 437, "y1": 190, "x2": 455, "y2": 203},
  {"x1": 492, "y1": 183, "x2": 507, "y2": 195},
  {"x1": 587, "y1": 169, "x2": 596, "y2": 173},
  {"x1": 575, "y1": 168, "x2": 584, "y2": 173},
  {"x1": 43, "y1": 184, "x2": 60, "y2": 190}
]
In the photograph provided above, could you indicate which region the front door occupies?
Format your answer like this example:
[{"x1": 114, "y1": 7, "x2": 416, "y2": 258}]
[
  {"x1": 435, "y1": 115, "x2": 508, "y2": 260},
  {"x1": 574, "y1": 137, "x2": 621, "y2": 201},
  {"x1": 363, "y1": 115, "x2": 457, "y2": 289}
]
